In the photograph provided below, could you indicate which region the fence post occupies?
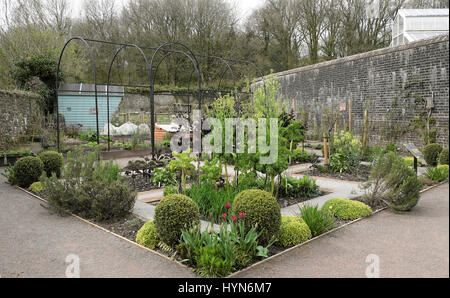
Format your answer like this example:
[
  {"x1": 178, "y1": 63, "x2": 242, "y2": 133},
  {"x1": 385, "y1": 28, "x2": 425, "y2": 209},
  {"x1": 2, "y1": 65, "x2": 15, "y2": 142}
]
[
  {"x1": 323, "y1": 132, "x2": 329, "y2": 165},
  {"x1": 348, "y1": 99, "x2": 352, "y2": 132},
  {"x1": 363, "y1": 109, "x2": 368, "y2": 148}
]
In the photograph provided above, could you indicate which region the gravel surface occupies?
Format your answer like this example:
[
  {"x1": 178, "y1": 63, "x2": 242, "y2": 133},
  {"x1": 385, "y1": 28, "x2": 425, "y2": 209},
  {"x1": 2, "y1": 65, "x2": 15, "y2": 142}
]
[
  {"x1": 0, "y1": 176, "x2": 196, "y2": 278},
  {"x1": 233, "y1": 183, "x2": 449, "y2": 278}
]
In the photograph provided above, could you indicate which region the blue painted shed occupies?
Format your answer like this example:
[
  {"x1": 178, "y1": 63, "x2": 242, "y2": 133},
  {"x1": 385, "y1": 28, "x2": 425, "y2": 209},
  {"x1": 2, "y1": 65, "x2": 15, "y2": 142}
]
[{"x1": 58, "y1": 83, "x2": 124, "y2": 131}]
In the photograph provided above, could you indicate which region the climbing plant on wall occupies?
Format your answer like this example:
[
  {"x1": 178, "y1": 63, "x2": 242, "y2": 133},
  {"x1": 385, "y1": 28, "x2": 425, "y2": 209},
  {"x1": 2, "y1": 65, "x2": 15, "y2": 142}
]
[
  {"x1": 381, "y1": 78, "x2": 434, "y2": 146},
  {"x1": 10, "y1": 54, "x2": 63, "y2": 114}
]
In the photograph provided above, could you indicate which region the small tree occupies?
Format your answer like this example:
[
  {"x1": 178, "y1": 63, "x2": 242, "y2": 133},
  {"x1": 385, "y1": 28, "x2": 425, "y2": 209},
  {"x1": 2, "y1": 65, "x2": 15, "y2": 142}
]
[{"x1": 169, "y1": 151, "x2": 196, "y2": 195}]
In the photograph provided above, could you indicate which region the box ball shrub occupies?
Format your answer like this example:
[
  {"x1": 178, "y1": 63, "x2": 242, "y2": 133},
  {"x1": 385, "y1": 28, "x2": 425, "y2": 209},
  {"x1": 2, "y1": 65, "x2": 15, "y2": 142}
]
[
  {"x1": 154, "y1": 194, "x2": 200, "y2": 246},
  {"x1": 14, "y1": 156, "x2": 44, "y2": 187},
  {"x1": 277, "y1": 216, "x2": 311, "y2": 248},
  {"x1": 38, "y1": 151, "x2": 64, "y2": 177},
  {"x1": 423, "y1": 143, "x2": 443, "y2": 166},
  {"x1": 439, "y1": 148, "x2": 449, "y2": 165},
  {"x1": 29, "y1": 181, "x2": 44, "y2": 193},
  {"x1": 232, "y1": 189, "x2": 281, "y2": 244},
  {"x1": 136, "y1": 220, "x2": 159, "y2": 250},
  {"x1": 322, "y1": 198, "x2": 372, "y2": 220}
]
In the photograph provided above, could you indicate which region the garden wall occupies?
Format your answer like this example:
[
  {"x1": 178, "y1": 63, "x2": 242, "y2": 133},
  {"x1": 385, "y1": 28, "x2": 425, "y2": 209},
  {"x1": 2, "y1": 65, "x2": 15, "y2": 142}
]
[
  {"x1": 0, "y1": 90, "x2": 42, "y2": 150},
  {"x1": 254, "y1": 34, "x2": 449, "y2": 149}
]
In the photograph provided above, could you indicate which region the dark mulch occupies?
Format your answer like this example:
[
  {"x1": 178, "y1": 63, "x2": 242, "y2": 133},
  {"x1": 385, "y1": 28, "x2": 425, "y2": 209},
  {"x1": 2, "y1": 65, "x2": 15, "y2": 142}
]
[
  {"x1": 95, "y1": 214, "x2": 146, "y2": 242},
  {"x1": 302, "y1": 165, "x2": 372, "y2": 182},
  {"x1": 277, "y1": 191, "x2": 330, "y2": 209},
  {"x1": 124, "y1": 175, "x2": 162, "y2": 193}
]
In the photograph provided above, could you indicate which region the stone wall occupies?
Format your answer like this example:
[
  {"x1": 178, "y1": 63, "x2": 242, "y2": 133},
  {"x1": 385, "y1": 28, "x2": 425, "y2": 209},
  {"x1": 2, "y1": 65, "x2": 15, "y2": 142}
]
[
  {"x1": 0, "y1": 90, "x2": 42, "y2": 150},
  {"x1": 254, "y1": 34, "x2": 449, "y2": 149}
]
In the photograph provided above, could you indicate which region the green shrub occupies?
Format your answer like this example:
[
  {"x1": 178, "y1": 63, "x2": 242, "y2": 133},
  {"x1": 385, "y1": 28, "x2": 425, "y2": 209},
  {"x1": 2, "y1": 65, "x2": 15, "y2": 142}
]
[
  {"x1": 38, "y1": 151, "x2": 64, "y2": 177},
  {"x1": 330, "y1": 152, "x2": 349, "y2": 173},
  {"x1": 154, "y1": 194, "x2": 200, "y2": 246},
  {"x1": 298, "y1": 204, "x2": 334, "y2": 237},
  {"x1": 423, "y1": 143, "x2": 443, "y2": 166},
  {"x1": 193, "y1": 245, "x2": 234, "y2": 278},
  {"x1": 40, "y1": 149, "x2": 135, "y2": 221},
  {"x1": 322, "y1": 198, "x2": 372, "y2": 220},
  {"x1": 292, "y1": 149, "x2": 313, "y2": 163},
  {"x1": 362, "y1": 152, "x2": 422, "y2": 212},
  {"x1": 136, "y1": 221, "x2": 159, "y2": 249},
  {"x1": 231, "y1": 189, "x2": 281, "y2": 244},
  {"x1": 278, "y1": 176, "x2": 320, "y2": 198},
  {"x1": 425, "y1": 165, "x2": 449, "y2": 182},
  {"x1": 439, "y1": 148, "x2": 449, "y2": 165},
  {"x1": 331, "y1": 130, "x2": 362, "y2": 169},
  {"x1": 14, "y1": 156, "x2": 44, "y2": 187},
  {"x1": 29, "y1": 181, "x2": 44, "y2": 193},
  {"x1": 277, "y1": 216, "x2": 311, "y2": 247},
  {"x1": 89, "y1": 181, "x2": 136, "y2": 221}
]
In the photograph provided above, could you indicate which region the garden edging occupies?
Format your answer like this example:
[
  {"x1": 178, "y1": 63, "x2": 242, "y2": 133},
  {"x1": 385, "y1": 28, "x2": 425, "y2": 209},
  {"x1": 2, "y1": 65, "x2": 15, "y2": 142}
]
[{"x1": 15, "y1": 180, "x2": 448, "y2": 278}]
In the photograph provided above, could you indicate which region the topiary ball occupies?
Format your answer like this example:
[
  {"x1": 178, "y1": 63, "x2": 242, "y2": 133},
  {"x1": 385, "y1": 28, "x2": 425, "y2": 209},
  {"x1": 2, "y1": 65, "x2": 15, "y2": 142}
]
[
  {"x1": 154, "y1": 194, "x2": 200, "y2": 246},
  {"x1": 136, "y1": 220, "x2": 159, "y2": 250},
  {"x1": 38, "y1": 151, "x2": 64, "y2": 177},
  {"x1": 277, "y1": 216, "x2": 312, "y2": 248},
  {"x1": 423, "y1": 143, "x2": 443, "y2": 166},
  {"x1": 231, "y1": 189, "x2": 281, "y2": 244},
  {"x1": 437, "y1": 165, "x2": 449, "y2": 180},
  {"x1": 14, "y1": 156, "x2": 44, "y2": 188},
  {"x1": 29, "y1": 181, "x2": 44, "y2": 193},
  {"x1": 439, "y1": 148, "x2": 449, "y2": 165},
  {"x1": 322, "y1": 198, "x2": 372, "y2": 220}
]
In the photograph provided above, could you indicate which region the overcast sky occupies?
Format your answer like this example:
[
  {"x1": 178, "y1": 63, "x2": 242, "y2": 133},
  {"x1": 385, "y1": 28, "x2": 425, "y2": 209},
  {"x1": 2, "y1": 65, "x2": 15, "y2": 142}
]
[{"x1": 69, "y1": 0, "x2": 266, "y2": 23}]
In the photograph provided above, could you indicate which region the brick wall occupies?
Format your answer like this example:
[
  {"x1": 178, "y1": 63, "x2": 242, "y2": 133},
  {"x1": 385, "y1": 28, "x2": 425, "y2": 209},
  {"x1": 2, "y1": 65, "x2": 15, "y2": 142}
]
[
  {"x1": 254, "y1": 34, "x2": 449, "y2": 149},
  {"x1": 0, "y1": 90, "x2": 42, "y2": 150}
]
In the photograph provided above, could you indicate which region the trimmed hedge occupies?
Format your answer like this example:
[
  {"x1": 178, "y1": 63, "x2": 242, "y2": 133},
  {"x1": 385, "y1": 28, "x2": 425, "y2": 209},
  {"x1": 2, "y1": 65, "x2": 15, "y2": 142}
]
[
  {"x1": 231, "y1": 189, "x2": 281, "y2": 245},
  {"x1": 322, "y1": 198, "x2": 372, "y2": 220},
  {"x1": 136, "y1": 221, "x2": 159, "y2": 250},
  {"x1": 154, "y1": 194, "x2": 200, "y2": 246},
  {"x1": 277, "y1": 216, "x2": 312, "y2": 247},
  {"x1": 439, "y1": 148, "x2": 449, "y2": 165},
  {"x1": 13, "y1": 156, "x2": 43, "y2": 187},
  {"x1": 38, "y1": 151, "x2": 64, "y2": 177},
  {"x1": 423, "y1": 143, "x2": 443, "y2": 166}
]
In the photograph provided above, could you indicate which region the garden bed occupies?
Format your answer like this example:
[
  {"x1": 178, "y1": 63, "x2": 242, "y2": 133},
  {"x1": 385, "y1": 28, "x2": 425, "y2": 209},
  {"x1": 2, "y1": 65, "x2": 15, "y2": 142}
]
[{"x1": 301, "y1": 164, "x2": 372, "y2": 182}]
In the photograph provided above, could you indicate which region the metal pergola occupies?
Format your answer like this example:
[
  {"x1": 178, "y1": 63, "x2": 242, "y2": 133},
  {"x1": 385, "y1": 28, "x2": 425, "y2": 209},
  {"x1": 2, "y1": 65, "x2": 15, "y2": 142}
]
[{"x1": 56, "y1": 37, "x2": 266, "y2": 159}]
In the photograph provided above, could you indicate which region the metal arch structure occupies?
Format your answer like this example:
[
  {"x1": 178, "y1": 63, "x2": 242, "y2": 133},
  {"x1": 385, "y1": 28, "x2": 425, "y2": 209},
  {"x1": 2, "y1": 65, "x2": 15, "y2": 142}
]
[
  {"x1": 55, "y1": 37, "x2": 265, "y2": 159},
  {"x1": 148, "y1": 42, "x2": 203, "y2": 159},
  {"x1": 106, "y1": 43, "x2": 152, "y2": 152},
  {"x1": 56, "y1": 37, "x2": 100, "y2": 152},
  {"x1": 186, "y1": 55, "x2": 237, "y2": 98}
]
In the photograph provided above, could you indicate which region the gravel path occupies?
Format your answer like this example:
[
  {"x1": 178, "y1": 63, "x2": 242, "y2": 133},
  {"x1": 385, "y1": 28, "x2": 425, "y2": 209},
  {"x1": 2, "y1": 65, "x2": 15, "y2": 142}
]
[
  {"x1": 232, "y1": 183, "x2": 449, "y2": 278},
  {"x1": 0, "y1": 176, "x2": 196, "y2": 278}
]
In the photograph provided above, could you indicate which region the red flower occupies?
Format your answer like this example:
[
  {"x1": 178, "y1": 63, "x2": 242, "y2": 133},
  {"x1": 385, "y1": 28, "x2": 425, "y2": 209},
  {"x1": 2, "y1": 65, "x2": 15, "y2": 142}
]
[
  {"x1": 209, "y1": 212, "x2": 213, "y2": 218},
  {"x1": 239, "y1": 211, "x2": 245, "y2": 219},
  {"x1": 232, "y1": 216, "x2": 237, "y2": 222},
  {"x1": 222, "y1": 212, "x2": 228, "y2": 219},
  {"x1": 224, "y1": 202, "x2": 231, "y2": 209}
]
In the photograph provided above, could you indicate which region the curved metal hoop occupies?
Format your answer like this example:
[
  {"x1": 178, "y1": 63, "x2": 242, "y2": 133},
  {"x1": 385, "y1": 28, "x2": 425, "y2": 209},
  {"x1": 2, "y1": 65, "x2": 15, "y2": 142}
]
[
  {"x1": 149, "y1": 42, "x2": 202, "y2": 158},
  {"x1": 106, "y1": 43, "x2": 151, "y2": 151},
  {"x1": 56, "y1": 37, "x2": 99, "y2": 152}
]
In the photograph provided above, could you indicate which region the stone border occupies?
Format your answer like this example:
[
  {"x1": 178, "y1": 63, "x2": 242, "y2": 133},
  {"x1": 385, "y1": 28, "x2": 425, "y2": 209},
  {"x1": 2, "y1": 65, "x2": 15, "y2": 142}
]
[{"x1": 15, "y1": 180, "x2": 448, "y2": 278}]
